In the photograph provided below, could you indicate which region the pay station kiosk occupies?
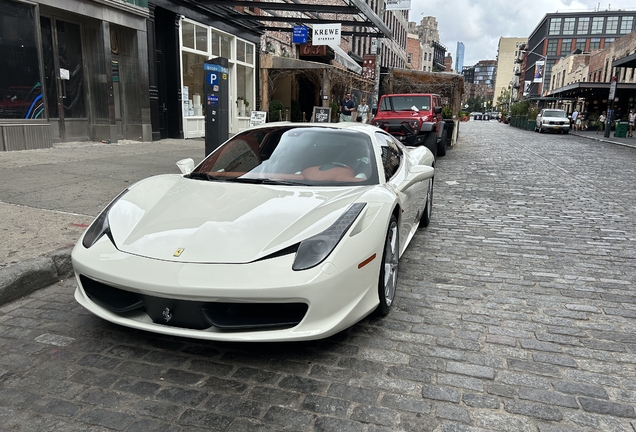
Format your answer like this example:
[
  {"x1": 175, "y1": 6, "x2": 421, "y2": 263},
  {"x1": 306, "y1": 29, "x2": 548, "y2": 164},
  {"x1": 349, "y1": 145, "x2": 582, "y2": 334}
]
[{"x1": 204, "y1": 58, "x2": 229, "y2": 156}]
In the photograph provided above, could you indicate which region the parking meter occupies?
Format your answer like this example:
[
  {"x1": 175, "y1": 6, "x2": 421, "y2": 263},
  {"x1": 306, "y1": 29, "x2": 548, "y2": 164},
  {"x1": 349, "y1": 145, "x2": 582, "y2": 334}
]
[{"x1": 204, "y1": 58, "x2": 229, "y2": 156}]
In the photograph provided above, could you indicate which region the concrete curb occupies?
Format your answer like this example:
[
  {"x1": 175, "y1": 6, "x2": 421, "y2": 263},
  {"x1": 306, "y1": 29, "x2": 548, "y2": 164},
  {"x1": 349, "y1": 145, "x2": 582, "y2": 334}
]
[
  {"x1": 571, "y1": 132, "x2": 636, "y2": 149},
  {"x1": 0, "y1": 246, "x2": 73, "y2": 306}
]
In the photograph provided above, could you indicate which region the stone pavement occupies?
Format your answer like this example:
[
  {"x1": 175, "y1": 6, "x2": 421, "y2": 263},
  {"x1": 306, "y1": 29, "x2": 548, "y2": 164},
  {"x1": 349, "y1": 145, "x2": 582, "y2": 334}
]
[{"x1": 0, "y1": 121, "x2": 635, "y2": 431}]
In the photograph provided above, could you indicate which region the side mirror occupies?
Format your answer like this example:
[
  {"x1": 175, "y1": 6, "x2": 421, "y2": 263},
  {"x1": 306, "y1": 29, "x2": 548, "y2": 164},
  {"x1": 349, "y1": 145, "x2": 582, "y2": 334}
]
[
  {"x1": 176, "y1": 158, "x2": 194, "y2": 174},
  {"x1": 434, "y1": 106, "x2": 442, "y2": 114},
  {"x1": 399, "y1": 165, "x2": 434, "y2": 190}
]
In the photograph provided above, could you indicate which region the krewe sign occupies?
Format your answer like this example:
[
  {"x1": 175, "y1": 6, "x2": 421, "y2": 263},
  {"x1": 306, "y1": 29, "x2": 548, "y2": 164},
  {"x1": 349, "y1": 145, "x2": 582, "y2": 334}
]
[{"x1": 312, "y1": 24, "x2": 341, "y2": 46}]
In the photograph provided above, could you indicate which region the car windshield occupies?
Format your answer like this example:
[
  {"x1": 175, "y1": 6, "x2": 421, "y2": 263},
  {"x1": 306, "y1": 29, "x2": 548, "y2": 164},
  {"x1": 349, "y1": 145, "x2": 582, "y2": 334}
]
[
  {"x1": 543, "y1": 110, "x2": 567, "y2": 118},
  {"x1": 191, "y1": 126, "x2": 379, "y2": 186},
  {"x1": 380, "y1": 96, "x2": 430, "y2": 112}
]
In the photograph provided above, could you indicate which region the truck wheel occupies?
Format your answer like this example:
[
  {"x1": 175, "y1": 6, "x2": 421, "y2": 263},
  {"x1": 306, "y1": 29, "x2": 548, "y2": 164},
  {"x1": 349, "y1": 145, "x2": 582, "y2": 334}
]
[
  {"x1": 438, "y1": 129, "x2": 447, "y2": 157},
  {"x1": 423, "y1": 132, "x2": 437, "y2": 159}
]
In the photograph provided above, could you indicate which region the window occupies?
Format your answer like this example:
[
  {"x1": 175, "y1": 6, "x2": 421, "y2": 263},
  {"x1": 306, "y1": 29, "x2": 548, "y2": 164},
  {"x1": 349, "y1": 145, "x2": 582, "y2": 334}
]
[
  {"x1": 591, "y1": 17, "x2": 604, "y2": 34},
  {"x1": 606, "y1": 16, "x2": 619, "y2": 34},
  {"x1": 0, "y1": 1, "x2": 43, "y2": 120},
  {"x1": 563, "y1": 18, "x2": 575, "y2": 35},
  {"x1": 575, "y1": 38, "x2": 586, "y2": 51},
  {"x1": 236, "y1": 40, "x2": 254, "y2": 65},
  {"x1": 546, "y1": 39, "x2": 558, "y2": 56},
  {"x1": 211, "y1": 31, "x2": 230, "y2": 58},
  {"x1": 577, "y1": 18, "x2": 589, "y2": 34},
  {"x1": 549, "y1": 18, "x2": 561, "y2": 35},
  {"x1": 589, "y1": 38, "x2": 601, "y2": 50},
  {"x1": 561, "y1": 39, "x2": 572, "y2": 55},
  {"x1": 620, "y1": 17, "x2": 634, "y2": 34},
  {"x1": 605, "y1": 37, "x2": 615, "y2": 45},
  {"x1": 544, "y1": 59, "x2": 557, "y2": 89},
  {"x1": 376, "y1": 133, "x2": 402, "y2": 180},
  {"x1": 182, "y1": 22, "x2": 208, "y2": 52}
]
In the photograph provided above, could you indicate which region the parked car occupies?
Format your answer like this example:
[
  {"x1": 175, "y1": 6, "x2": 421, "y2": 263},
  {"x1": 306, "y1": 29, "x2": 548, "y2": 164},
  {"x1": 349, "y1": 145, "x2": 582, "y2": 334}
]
[
  {"x1": 372, "y1": 93, "x2": 447, "y2": 157},
  {"x1": 472, "y1": 112, "x2": 482, "y2": 120},
  {"x1": 535, "y1": 109, "x2": 570, "y2": 134},
  {"x1": 72, "y1": 123, "x2": 435, "y2": 342}
]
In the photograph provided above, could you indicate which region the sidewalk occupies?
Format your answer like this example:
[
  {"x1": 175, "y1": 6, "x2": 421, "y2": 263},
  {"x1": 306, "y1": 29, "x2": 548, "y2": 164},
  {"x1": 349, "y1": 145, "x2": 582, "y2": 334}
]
[
  {"x1": 570, "y1": 129, "x2": 636, "y2": 149},
  {"x1": 0, "y1": 138, "x2": 205, "y2": 305}
]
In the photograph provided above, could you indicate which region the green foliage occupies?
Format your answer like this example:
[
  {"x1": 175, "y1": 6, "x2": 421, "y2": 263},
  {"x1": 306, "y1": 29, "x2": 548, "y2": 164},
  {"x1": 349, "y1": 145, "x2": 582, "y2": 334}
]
[
  {"x1": 510, "y1": 100, "x2": 531, "y2": 117},
  {"x1": 442, "y1": 106, "x2": 453, "y2": 119},
  {"x1": 330, "y1": 101, "x2": 340, "y2": 122},
  {"x1": 291, "y1": 99, "x2": 302, "y2": 122},
  {"x1": 268, "y1": 100, "x2": 285, "y2": 122}
]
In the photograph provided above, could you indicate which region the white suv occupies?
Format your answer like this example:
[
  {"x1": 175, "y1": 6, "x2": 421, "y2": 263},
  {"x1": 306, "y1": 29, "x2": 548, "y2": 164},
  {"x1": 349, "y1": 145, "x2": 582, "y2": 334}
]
[{"x1": 535, "y1": 109, "x2": 570, "y2": 134}]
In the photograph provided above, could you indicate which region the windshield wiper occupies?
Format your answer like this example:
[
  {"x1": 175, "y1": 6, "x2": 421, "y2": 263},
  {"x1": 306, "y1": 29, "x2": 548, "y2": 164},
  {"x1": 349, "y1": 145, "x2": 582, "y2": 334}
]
[
  {"x1": 226, "y1": 177, "x2": 310, "y2": 186},
  {"x1": 186, "y1": 171, "x2": 222, "y2": 181}
]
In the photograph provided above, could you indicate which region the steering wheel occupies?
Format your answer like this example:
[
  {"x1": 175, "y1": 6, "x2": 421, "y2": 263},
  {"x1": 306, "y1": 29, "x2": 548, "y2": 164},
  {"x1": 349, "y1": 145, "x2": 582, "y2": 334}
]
[{"x1": 319, "y1": 162, "x2": 350, "y2": 171}]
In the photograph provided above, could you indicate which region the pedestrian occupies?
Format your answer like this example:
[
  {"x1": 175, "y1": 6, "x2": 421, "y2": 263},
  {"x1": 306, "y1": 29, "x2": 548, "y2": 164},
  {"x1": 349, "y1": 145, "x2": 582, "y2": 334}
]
[
  {"x1": 357, "y1": 98, "x2": 370, "y2": 123},
  {"x1": 597, "y1": 111, "x2": 606, "y2": 134},
  {"x1": 628, "y1": 109, "x2": 636, "y2": 138},
  {"x1": 339, "y1": 93, "x2": 355, "y2": 122},
  {"x1": 571, "y1": 108, "x2": 579, "y2": 131},
  {"x1": 581, "y1": 110, "x2": 589, "y2": 131}
]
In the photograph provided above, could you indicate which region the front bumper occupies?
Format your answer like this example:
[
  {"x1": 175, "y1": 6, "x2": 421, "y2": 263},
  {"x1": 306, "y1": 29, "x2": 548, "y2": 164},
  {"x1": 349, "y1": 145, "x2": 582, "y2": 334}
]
[
  {"x1": 71, "y1": 232, "x2": 383, "y2": 342},
  {"x1": 539, "y1": 122, "x2": 570, "y2": 131}
]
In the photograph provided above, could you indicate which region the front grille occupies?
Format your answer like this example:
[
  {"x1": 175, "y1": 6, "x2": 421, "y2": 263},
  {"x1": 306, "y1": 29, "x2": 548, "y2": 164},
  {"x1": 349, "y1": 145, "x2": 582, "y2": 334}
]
[{"x1": 79, "y1": 275, "x2": 308, "y2": 331}]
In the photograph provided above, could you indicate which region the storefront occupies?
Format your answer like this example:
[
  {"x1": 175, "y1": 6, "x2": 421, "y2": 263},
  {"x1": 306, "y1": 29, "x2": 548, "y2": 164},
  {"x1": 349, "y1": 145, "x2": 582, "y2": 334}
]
[
  {"x1": 0, "y1": 0, "x2": 151, "y2": 150},
  {"x1": 147, "y1": 2, "x2": 262, "y2": 141},
  {"x1": 179, "y1": 17, "x2": 256, "y2": 138}
]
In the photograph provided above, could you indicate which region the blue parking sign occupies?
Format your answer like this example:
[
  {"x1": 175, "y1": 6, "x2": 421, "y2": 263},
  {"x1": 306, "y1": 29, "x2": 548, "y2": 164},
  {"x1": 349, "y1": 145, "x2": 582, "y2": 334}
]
[{"x1": 292, "y1": 26, "x2": 308, "y2": 44}]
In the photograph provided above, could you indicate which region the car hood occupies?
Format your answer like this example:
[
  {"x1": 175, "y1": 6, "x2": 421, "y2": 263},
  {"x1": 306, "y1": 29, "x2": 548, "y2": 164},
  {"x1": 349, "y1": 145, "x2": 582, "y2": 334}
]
[{"x1": 107, "y1": 175, "x2": 369, "y2": 263}]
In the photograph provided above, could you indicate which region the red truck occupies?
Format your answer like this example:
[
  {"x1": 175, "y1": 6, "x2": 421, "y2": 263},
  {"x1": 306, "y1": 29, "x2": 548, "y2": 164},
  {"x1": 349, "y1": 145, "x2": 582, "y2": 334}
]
[{"x1": 371, "y1": 93, "x2": 447, "y2": 158}]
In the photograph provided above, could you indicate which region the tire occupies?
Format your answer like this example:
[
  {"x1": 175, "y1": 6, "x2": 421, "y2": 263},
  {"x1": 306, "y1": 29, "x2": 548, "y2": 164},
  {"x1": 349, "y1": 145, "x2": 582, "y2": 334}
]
[
  {"x1": 374, "y1": 215, "x2": 399, "y2": 317},
  {"x1": 423, "y1": 132, "x2": 437, "y2": 159},
  {"x1": 563, "y1": 129, "x2": 569, "y2": 134},
  {"x1": 438, "y1": 129, "x2": 447, "y2": 157},
  {"x1": 538, "y1": 126, "x2": 544, "y2": 133},
  {"x1": 419, "y1": 176, "x2": 434, "y2": 228}
]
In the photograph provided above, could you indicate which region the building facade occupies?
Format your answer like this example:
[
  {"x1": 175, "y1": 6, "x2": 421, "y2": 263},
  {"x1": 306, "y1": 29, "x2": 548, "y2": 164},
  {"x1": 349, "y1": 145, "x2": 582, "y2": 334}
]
[
  {"x1": 0, "y1": 0, "x2": 152, "y2": 150},
  {"x1": 473, "y1": 60, "x2": 497, "y2": 88},
  {"x1": 409, "y1": 16, "x2": 440, "y2": 72},
  {"x1": 521, "y1": 9, "x2": 636, "y2": 98},
  {"x1": 455, "y1": 42, "x2": 465, "y2": 73},
  {"x1": 493, "y1": 37, "x2": 527, "y2": 110}
]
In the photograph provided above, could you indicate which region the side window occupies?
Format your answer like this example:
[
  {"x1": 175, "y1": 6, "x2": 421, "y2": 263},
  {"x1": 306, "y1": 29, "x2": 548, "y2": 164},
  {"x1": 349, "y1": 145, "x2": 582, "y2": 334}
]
[{"x1": 375, "y1": 132, "x2": 403, "y2": 180}]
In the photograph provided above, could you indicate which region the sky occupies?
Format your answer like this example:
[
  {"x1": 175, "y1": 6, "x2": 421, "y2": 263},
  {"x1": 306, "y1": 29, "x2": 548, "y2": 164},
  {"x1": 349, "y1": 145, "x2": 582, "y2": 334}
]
[{"x1": 408, "y1": 0, "x2": 636, "y2": 67}]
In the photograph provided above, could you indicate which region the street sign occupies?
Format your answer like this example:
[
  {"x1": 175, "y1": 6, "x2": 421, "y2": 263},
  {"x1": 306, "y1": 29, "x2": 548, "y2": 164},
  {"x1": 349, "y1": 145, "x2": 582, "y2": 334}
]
[
  {"x1": 609, "y1": 77, "x2": 617, "y2": 100},
  {"x1": 292, "y1": 26, "x2": 308, "y2": 44}
]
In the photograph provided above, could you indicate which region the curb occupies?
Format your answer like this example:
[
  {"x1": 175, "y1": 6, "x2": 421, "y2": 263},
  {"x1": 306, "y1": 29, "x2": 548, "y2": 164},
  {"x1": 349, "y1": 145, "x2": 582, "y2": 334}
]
[
  {"x1": 0, "y1": 246, "x2": 73, "y2": 307},
  {"x1": 571, "y1": 132, "x2": 636, "y2": 149}
]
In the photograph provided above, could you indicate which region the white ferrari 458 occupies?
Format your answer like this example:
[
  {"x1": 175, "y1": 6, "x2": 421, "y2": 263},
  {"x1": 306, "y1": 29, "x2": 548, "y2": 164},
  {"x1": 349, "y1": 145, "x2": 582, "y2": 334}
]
[{"x1": 72, "y1": 122, "x2": 435, "y2": 341}]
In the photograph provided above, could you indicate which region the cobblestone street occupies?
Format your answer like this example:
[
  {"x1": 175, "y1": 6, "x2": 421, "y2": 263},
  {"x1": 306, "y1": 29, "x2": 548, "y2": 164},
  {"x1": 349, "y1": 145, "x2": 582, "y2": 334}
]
[{"x1": 1, "y1": 121, "x2": 635, "y2": 431}]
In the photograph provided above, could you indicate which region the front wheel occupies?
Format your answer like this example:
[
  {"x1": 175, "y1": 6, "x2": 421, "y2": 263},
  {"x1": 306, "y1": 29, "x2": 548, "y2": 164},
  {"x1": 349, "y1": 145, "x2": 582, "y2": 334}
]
[
  {"x1": 423, "y1": 132, "x2": 437, "y2": 159},
  {"x1": 374, "y1": 215, "x2": 399, "y2": 316},
  {"x1": 419, "y1": 177, "x2": 434, "y2": 228}
]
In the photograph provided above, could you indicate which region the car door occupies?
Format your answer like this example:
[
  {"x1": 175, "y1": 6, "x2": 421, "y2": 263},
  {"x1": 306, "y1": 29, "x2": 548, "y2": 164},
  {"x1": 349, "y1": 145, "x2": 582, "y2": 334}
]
[{"x1": 375, "y1": 131, "x2": 425, "y2": 251}]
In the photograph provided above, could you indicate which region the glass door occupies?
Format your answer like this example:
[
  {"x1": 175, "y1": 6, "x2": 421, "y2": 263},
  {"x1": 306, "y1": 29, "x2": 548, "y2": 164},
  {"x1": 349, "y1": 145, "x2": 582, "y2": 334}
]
[{"x1": 40, "y1": 16, "x2": 85, "y2": 140}]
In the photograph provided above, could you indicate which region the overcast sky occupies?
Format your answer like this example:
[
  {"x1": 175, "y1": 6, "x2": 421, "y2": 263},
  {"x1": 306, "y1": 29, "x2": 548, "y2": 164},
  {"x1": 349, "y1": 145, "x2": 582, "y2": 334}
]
[{"x1": 408, "y1": 0, "x2": 636, "y2": 67}]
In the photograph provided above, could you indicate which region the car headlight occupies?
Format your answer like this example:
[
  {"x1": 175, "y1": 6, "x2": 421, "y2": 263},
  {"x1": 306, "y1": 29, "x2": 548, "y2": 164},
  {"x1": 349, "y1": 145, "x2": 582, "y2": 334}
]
[
  {"x1": 408, "y1": 120, "x2": 420, "y2": 133},
  {"x1": 82, "y1": 190, "x2": 129, "y2": 248},
  {"x1": 292, "y1": 203, "x2": 366, "y2": 271}
]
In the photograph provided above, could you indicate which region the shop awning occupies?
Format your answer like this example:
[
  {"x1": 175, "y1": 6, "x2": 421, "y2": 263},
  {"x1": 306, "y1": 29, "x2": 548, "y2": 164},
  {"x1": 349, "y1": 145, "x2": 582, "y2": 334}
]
[
  {"x1": 196, "y1": 0, "x2": 392, "y2": 38},
  {"x1": 612, "y1": 52, "x2": 636, "y2": 68},
  {"x1": 331, "y1": 44, "x2": 362, "y2": 74}
]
